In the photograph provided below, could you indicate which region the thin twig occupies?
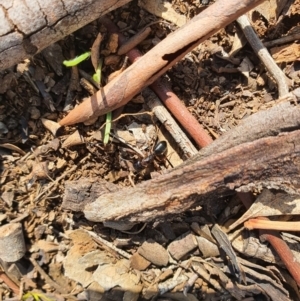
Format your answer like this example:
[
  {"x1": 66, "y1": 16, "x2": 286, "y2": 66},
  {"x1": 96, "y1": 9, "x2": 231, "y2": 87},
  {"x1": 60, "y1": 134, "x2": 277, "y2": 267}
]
[
  {"x1": 34, "y1": 155, "x2": 90, "y2": 202},
  {"x1": 0, "y1": 272, "x2": 20, "y2": 295},
  {"x1": 259, "y1": 225, "x2": 300, "y2": 287},
  {"x1": 86, "y1": 230, "x2": 131, "y2": 259},
  {"x1": 245, "y1": 219, "x2": 300, "y2": 232},
  {"x1": 144, "y1": 88, "x2": 198, "y2": 158},
  {"x1": 263, "y1": 32, "x2": 300, "y2": 48},
  {"x1": 236, "y1": 15, "x2": 289, "y2": 97},
  {"x1": 29, "y1": 257, "x2": 67, "y2": 294}
]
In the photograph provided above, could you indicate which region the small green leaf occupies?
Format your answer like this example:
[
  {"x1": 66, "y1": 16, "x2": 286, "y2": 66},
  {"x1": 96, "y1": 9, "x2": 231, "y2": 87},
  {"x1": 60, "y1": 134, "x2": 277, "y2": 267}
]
[
  {"x1": 92, "y1": 59, "x2": 103, "y2": 84},
  {"x1": 63, "y1": 51, "x2": 91, "y2": 67}
]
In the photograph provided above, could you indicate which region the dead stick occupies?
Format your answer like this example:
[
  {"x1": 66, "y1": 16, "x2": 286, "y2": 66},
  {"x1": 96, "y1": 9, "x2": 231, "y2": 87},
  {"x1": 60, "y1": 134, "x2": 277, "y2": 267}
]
[
  {"x1": 236, "y1": 15, "x2": 289, "y2": 97},
  {"x1": 259, "y1": 226, "x2": 300, "y2": 287},
  {"x1": 118, "y1": 27, "x2": 152, "y2": 55},
  {"x1": 59, "y1": 0, "x2": 265, "y2": 127},
  {"x1": 144, "y1": 88, "x2": 198, "y2": 158},
  {"x1": 245, "y1": 219, "x2": 300, "y2": 232},
  {"x1": 83, "y1": 130, "x2": 300, "y2": 222},
  {"x1": 29, "y1": 257, "x2": 67, "y2": 294},
  {"x1": 0, "y1": 272, "x2": 20, "y2": 295},
  {"x1": 263, "y1": 33, "x2": 300, "y2": 48}
]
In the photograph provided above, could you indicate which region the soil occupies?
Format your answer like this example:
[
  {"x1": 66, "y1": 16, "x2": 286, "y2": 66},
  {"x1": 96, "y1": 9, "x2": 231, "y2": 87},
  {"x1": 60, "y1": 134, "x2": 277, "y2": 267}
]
[{"x1": 0, "y1": 0, "x2": 300, "y2": 300}]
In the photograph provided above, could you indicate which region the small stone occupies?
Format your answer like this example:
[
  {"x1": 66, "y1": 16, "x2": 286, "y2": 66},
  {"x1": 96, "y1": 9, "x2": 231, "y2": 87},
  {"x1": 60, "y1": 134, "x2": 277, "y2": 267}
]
[
  {"x1": 130, "y1": 252, "x2": 151, "y2": 271},
  {"x1": 28, "y1": 106, "x2": 41, "y2": 119},
  {"x1": 6, "y1": 118, "x2": 18, "y2": 130},
  {"x1": 104, "y1": 55, "x2": 121, "y2": 66},
  {"x1": 138, "y1": 239, "x2": 169, "y2": 266},
  {"x1": 0, "y1": 121, "x2": 8, "y2": 134},
  {"x1": 117, "y1": 21, "x2": 127, "y2": 29}
]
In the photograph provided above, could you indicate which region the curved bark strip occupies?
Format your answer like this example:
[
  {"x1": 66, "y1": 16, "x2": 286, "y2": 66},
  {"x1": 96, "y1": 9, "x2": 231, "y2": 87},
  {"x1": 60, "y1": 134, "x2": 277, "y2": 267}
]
[
  {"x1": 83, "y1": 129, "x2": 300, "y2": 223},
  {"x1": 59, "y1": 0, "x2": 265, "y2": 126},
  {"x1": 0, "y1": 0, "x2": 132, "y2": 71}
]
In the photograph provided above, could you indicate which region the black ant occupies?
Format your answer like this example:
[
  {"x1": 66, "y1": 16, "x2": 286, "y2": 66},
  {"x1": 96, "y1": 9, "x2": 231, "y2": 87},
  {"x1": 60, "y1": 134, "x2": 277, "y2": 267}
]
[{"x1": 133, "y1": 141, "x2": 169, "y2": 171}]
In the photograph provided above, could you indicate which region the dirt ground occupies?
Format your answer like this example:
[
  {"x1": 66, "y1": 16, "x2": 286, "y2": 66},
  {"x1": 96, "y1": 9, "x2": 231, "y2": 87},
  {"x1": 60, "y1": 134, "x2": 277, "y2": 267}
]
[{"x1": 0, "y1": 0, "x2": 300, "y2": 300}]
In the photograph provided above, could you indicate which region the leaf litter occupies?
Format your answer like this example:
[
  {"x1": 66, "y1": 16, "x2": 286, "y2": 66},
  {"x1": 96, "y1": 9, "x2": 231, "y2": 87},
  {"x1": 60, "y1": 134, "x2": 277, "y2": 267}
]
[{"x1": 0, "y1": 0, "x2": 300, "y2": 300}]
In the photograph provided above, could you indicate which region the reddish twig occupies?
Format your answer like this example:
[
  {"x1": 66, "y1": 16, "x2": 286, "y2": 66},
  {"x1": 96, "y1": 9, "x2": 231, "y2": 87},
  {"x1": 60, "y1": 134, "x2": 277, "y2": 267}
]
[
  {"x1": 259, "y1": 225, "x2": 300, "y2": 287},
  {"x1": 0, "y1": 271, "x2": 20, "y2": 295},
  {"x1": 238, "y1": 195, "x2": 300, "y2": 286}
]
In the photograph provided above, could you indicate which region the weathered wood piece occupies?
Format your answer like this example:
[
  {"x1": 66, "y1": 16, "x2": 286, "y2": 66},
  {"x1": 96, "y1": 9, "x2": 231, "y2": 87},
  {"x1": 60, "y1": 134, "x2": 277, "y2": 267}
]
[
  {"x1": 59, "y1": 0, "x2": 265, "y2": 126},
  {"x1": 82, "y1": 129, "x2": 300, "y2": 223},
  {"x1": 62, "y1": 178, "x2": 118, "y2": 212},
  {"x1": 0, "y1": 223, "x2": 26, "y2": 262},
  {"x1": 0, "y1": 0, "x2": 132, "y2": 71},
  {"x1": 62, "y1": 126, "x2": 300, "y2": 223}
]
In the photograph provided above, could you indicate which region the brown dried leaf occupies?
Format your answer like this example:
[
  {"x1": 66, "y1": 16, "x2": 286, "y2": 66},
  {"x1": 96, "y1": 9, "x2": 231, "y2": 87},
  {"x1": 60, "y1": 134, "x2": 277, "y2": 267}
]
[
  {"x1": 91, "y1": 33, "x2": 103, "y2": 72},
  {"x1": 271, "y1": 43, "x2": 300, "y2": 63},
  {"x1": 249, "y1": 0, "x2": 289, "y2": 24},
  {"x1": 229, "y1": 189, "x2": 300, "y2": 230},
  {"x1": 93, "y1": 259, "x2": 142, "y2": 292}
]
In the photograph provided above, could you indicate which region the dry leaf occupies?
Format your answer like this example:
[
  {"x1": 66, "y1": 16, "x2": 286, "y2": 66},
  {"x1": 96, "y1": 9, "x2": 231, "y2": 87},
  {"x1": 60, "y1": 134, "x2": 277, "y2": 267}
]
[
  {"x1": 249, "y1": 0, "x2": 289, "y2": 25},
  {"x1": 271, "y1": 43, "x2": 300, "y2": 63},
  {"x1": 91, "y1": 33, "x2": 103, "y2": 72}
]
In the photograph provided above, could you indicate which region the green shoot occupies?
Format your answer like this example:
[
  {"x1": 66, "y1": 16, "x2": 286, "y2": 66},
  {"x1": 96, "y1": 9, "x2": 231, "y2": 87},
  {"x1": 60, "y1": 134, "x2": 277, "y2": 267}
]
[
  {"x1": 63, "y1": 51, "x2": 91, "y2": 67},
  {"x1": 63, "y1": 51, "x2": 112, "y2": 144},
  {"x1": 103, "y1": 111, "x2": 112, "y2": 145},
  {"x1": 92, "y1": 59, "x2": 103, "y2": 86}
]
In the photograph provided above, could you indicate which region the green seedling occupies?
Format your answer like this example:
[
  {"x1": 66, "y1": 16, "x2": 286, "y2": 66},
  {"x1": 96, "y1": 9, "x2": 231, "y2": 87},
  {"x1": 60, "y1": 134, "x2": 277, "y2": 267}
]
[
  {"x1": 92, "y1": 59, "x2": 103, "y2": 85},
  {"x1": 63, "y1": 51, "x2": 91, "y2": 67},
  {"x1": 91, "y1": 59, "x2": 112, "y2": 145},
  {"x1": 63, "y1": 51, "x2": 112, "y2": 144},
  {"x1": 103, "y1": 111, "x2": 112, "y2": 145}
]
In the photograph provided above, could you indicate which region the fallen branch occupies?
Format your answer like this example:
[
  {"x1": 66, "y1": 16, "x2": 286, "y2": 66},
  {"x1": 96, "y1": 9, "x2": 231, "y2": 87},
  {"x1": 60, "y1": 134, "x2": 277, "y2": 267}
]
[
  {"x1": 0, "y1": 0, "x2": 132, "y2": 71},
  {"x1": 62, "y1": 128, "x2": 300, "y2": 222},
  {"x1": 59, "y1": 0, "x2": 265, "y2": 126}
]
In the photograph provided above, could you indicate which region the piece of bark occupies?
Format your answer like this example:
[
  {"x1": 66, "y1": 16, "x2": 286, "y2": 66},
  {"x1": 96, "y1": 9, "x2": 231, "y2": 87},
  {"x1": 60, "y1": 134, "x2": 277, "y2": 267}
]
[
  {"x1": 59, "y1": 0, "x2": 265, "y2": 126},
  {"x1": 130, "y1": 252, "x2": 151, "y2": 271},
  {"x1": 62, "y1": 178, "x2": 118, "y2": 212},
  {"x1": 138, "y1": 240, "x2": 169, "y2": 267},
  {"x1": 81, "y1": 129, "x2": 300, "y2": 223},
  {"x1": 168, "y1": 233, "x2": 198, "y2": 261},
  {"x1": 0, "y1": 223, "x2": 26, "y2": 262},
  {"x1": 0, "y1": 0, "x2": 132, "y2": 71}
]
